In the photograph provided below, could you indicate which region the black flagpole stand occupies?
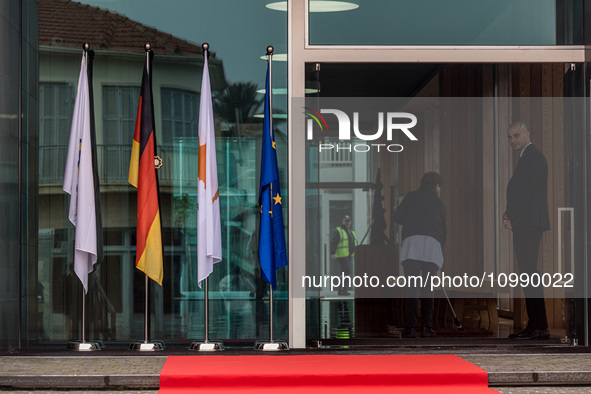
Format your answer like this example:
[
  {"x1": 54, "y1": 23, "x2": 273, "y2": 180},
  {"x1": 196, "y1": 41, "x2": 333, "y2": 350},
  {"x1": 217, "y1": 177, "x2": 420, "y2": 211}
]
[
  {"x1": 190, "y1": 43, "x2": 224, "y2": 352},
  {"x1": 66, "y1": 44, "x2": 101, "y2": 352},
  {"x1": 254, "y1": 45, "x2": 288, "y2": 352},
  {"x1": 130, "y1": 43, "x2": 164, "y2": 352}
]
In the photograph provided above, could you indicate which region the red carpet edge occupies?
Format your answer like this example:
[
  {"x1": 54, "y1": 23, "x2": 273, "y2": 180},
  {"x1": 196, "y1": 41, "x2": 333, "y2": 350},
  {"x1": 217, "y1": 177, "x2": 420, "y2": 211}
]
[{"x1": 159, "y1": 354, "x2": 498, "y2": 393}]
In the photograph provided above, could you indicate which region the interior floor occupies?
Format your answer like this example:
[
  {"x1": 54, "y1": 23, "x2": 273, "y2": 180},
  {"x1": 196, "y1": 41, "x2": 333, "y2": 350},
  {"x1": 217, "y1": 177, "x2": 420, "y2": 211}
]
[{"x1": 314, "y1": 297, "x2": 570, "y2": 344}]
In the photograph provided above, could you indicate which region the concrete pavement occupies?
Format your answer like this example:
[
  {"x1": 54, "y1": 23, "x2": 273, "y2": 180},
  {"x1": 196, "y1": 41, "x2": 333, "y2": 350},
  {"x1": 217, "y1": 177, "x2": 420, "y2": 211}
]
[{"x1": 1, "y1": 342, "x2": 591, "y2": 392}]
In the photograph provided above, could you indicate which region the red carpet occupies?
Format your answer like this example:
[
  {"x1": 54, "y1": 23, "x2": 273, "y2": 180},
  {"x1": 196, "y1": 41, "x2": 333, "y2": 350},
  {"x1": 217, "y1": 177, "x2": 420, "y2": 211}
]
[{"x1": 159, "y1": 354, "x2": 498, "y2": 393}]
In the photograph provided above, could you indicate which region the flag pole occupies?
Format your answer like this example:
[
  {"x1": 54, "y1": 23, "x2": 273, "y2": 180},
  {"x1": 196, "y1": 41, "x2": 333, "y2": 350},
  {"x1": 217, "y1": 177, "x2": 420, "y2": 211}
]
[
  {"x1": 144, "y1": 274, "x2": 149, "y2": 343},
  {"x1": 131, "y1": 272, "x2": 163, "y2": 350},
  {"x1": 254, "y1": 45, "x2": 288, "y2": 352},
  {"x1": 189, "y1": 43, "x2": 224, "y2": 352},
  {"x1": 143, "y1": 46, "x2": 151, "y2": 348},
  {"x1": 82, "y1": 288, "x2": 85, "y2": 343},
  {"x1": 190, "y1": 274, "x2": 224, "y2": 351},
  {"x1": 66, "y1": 44, "x2": 101, "y2": 352},
  {"x1": 81, "y1": 49, "x2": 88, "y2": 348},
  {"x1": 204, "y1": 277, "x2": 209, "y2": 343},
  {"x1": 130, "y1": 43, "x2": 164, "y2": 352},
  {"x1": 269, "y1": 283, "x2": 274, "y2": 342},
  {"x1": 267, "y1": 46, "x2": 276, "y2": 344}
]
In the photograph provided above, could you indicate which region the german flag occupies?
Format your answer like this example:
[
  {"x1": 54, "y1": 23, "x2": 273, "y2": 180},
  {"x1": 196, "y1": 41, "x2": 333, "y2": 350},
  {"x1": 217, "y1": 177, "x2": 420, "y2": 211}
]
[{"x1": 128, "y1": 50, "x2": 163, "y2": 285}]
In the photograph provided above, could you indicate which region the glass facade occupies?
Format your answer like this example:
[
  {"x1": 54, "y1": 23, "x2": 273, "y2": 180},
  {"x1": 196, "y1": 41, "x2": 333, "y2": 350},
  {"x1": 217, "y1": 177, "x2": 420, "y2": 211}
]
[
  {"x1": 309, "y1": 0, "x2": 584, "y2": 45},
  {"x1": 1, "y1": 0, "x2": 591, "y2": 351},
  {"x1": 1, "y1": 0, "x2": 39, "y2": 349},
  {"x1": 301, "y1": 91, "x2": 586, "y2": 341},
  {"x1": 32, "y1": 0, "x2": 288, "y2": 345}
]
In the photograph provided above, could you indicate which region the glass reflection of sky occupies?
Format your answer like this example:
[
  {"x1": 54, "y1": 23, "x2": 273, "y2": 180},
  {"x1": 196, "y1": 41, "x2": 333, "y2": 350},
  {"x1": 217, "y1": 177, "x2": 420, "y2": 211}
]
[{"x1": 310, "y1": 0, "x2": 557, "y2": 45}]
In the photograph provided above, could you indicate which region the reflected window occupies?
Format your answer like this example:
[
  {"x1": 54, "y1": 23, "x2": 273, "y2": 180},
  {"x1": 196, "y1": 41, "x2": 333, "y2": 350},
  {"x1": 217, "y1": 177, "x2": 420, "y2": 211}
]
[
  {"x1": 39, "y1": 82, "x2": 73, "y2": 184},
  {"x1": 102, "y1": 86, "x2": 139, "y2": 182},
  {"x1": 161, "y1": 88, "x2": 199, "y2": 139}
]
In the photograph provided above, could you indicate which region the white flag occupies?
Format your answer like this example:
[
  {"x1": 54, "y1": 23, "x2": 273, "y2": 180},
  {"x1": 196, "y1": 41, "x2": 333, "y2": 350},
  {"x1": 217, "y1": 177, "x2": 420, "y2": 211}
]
[
  {"x1": 197, "y1": 50, "x2": 222, "y2": 286},
  {"x1": 63, "y1": 54, "x2": 97, "y2": 293}
]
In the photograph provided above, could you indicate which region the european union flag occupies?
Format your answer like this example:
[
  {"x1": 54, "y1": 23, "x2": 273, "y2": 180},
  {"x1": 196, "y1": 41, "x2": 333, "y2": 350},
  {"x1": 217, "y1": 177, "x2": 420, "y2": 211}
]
[{"x1": 258, "y1": 63, "x2": 288, "y2": 290}]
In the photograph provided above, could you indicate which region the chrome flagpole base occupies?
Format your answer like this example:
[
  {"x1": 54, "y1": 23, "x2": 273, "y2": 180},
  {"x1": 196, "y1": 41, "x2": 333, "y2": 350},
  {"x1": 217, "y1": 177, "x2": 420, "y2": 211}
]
[
  {"x1": 254, "y1": 340, "x2": 289, "y2": 351},
  {"x1": 129, "y1": 340, "x2": 165, "y2": 351},
  {"x1": 66, "y1": 340, "x2": 103, "y2": 351},
  {"x1": 189, "y1": 340, "x2": 225, "y2": 351}
]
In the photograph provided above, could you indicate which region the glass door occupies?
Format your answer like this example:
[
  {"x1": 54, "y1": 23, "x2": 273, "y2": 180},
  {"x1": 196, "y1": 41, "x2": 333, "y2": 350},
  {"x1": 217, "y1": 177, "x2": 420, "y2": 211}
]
[{"x1": 301, "y1": 62, "x2": 586, "y2": 345}]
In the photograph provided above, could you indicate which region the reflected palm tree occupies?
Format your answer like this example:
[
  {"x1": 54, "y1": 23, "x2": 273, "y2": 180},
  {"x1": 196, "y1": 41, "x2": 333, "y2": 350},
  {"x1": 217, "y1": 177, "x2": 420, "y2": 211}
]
[
  {"x1": 214, "y1": 82, "x2": 263, "y2": 126},
  {"x1": 214, "y1": 82, "x2": 263, "y2": 173}
]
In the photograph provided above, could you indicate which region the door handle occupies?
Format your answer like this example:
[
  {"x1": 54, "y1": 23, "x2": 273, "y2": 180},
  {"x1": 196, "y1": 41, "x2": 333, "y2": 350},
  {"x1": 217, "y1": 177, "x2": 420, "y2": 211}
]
[{"x1": 557, "y1": 207, "x2": 574, "y2": 280}]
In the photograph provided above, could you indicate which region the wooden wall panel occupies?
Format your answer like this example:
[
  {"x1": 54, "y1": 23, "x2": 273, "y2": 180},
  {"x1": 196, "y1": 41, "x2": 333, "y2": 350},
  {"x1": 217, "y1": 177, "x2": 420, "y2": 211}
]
[
  {"x1": 440, "y1": 68, "x2": 454, "y2": 271},
  {"x1": 552, "y1": 63, "x2": 566, "y2": 330},
  {"x1": 496, "y1": 65, "x2": 515, "y2": 314},
  {"x1": 481, "y1": 65, "x2": 495, "y2": 276},
  {"x1": 416, "y1": 63, "x2": 567, "y2": 330},
  {"x1": 437, "y1": 66, "x2": 484, "y2": 278},
  {"x1": 541, "y1": 63, "x2": 555, "y2": 327}
]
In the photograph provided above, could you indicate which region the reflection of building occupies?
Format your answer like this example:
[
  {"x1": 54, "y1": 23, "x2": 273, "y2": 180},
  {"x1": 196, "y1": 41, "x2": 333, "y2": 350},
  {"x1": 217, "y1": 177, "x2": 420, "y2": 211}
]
[
  {"x1": 37, "y1": 0, "x2": 231, "y2": 340},
  {"x1": 39, "y1": 0, "x2": 226, "y2": 192}
]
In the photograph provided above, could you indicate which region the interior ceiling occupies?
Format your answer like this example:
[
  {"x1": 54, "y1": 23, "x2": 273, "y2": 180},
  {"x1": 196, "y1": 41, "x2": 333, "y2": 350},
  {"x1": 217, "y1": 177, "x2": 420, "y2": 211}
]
[{"x1": 311, "y1": 63, "x2": 440, "y2": 97}]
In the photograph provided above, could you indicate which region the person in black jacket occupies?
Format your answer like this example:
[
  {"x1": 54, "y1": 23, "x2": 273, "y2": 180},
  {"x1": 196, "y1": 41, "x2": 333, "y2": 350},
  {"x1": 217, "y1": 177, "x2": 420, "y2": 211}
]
[
  {"x1": 504, "y1": 121, "x2": 550, "y2": 340},
  {"x1": 393, "y1": 172, "x2": 446, "y2": 338}
]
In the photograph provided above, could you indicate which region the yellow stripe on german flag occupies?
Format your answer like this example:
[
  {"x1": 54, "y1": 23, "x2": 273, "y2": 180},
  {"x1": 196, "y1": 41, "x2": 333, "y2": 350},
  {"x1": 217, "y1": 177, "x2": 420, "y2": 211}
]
[{"x1": 135, "y1": 210, "x2": 163, "y2": 284}]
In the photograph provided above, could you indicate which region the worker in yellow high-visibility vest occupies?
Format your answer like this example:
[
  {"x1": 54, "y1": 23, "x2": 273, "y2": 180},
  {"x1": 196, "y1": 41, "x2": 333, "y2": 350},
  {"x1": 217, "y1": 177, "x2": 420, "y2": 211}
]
[{"x1": 330, "y1": 215, "x2": 358, "y2": 295}]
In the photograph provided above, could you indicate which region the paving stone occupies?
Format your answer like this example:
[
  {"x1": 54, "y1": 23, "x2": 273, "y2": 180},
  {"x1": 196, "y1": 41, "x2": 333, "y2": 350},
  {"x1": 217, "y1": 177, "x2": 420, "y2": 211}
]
[{"x1": 1, "y1": 348, "x2": 591, "y2": 391}]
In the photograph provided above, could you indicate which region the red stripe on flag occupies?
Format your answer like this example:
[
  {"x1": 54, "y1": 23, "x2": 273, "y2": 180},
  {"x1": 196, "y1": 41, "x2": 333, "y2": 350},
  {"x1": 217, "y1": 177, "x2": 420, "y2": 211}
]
[{"x1": 136, "y1": 132, "x2": 160, "y2": 265}]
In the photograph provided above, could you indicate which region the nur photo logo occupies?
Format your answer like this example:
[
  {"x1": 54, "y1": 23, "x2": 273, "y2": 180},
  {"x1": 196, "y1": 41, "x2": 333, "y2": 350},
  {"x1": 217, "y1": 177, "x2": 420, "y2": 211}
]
[{"x1": 304, "y1": 107, "x2": 418, "y2": 153}]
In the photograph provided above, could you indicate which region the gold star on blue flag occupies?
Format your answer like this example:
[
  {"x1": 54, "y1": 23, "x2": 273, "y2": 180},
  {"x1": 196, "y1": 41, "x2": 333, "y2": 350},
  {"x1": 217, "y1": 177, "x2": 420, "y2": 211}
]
[
  {"x1": 258, "y1": 62, "x2": 288, "y2": 290},
  {"x1": 272, "y1": 193, "x2": 282, "y2": 205}
]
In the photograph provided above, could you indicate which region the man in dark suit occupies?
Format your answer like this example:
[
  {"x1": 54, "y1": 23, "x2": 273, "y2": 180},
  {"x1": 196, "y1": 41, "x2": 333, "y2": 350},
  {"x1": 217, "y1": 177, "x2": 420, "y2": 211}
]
[{"x1": 504, "y1": 121, "x2": 551, "y2": 340}]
